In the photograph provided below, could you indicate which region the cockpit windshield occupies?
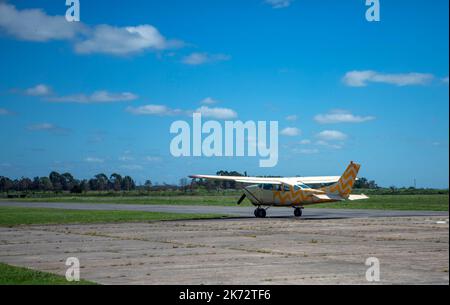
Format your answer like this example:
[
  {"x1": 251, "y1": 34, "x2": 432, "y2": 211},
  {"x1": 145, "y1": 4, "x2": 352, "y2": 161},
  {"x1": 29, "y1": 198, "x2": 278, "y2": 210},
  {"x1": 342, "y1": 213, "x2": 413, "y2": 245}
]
[{"x1": 297, "y1": 183, "x2": 311, "y2": 189}]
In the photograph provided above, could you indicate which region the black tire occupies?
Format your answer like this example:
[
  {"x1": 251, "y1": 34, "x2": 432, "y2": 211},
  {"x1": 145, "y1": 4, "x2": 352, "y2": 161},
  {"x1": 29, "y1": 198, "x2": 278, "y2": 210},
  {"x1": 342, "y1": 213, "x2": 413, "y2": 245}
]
[
  {"x1": 259, "y1": 208, "x2": 267, "y2": 218},
  {"x1": 294, "y1": 208, "x2": 302, "y2": 217},
  {"x1": 255, "y1": 208, "x2": 266, "y2": 218},
  {"x1": 254, "y1": 209, "x2": 258, "y2": 217}
]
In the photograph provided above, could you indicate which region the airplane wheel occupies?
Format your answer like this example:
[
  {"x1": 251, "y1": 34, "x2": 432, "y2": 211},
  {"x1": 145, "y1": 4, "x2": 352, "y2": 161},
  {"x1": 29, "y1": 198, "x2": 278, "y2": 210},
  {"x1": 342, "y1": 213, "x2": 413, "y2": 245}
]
[
  {"x1": 260, "y1": 209, "x2": 266, "y2": 218},
  {"x1": 294, "y1": 208, "x2": 302, "y2": 217},
  {"x1": 255, "y1": 208, "x2": 266, "y2": 218}
]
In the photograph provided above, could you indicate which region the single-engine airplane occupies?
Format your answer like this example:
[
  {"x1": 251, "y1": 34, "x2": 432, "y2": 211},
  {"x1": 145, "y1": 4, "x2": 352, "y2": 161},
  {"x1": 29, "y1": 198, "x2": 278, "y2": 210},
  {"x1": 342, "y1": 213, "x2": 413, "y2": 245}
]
[{"x1": 190, "y1": 161, "x2": 369, "y2": 218}]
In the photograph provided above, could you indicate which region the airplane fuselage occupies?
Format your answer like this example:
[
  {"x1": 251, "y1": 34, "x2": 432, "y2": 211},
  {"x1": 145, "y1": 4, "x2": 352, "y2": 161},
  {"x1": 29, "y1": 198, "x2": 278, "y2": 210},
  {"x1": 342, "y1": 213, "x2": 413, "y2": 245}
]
[{"x1": 243, "y1": 184, "x2": 337, "y2": 207}]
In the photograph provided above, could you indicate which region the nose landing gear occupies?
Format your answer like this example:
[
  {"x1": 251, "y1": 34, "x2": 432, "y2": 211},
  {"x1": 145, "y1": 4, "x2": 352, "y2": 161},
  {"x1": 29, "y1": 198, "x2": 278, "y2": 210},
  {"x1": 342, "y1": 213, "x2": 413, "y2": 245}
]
[
  {"x1": 254, "y1": 207, "x2": 267, "y2": 218},
  {"x1": 294, "y1": 207, "x2": 303, "y2": 217}
]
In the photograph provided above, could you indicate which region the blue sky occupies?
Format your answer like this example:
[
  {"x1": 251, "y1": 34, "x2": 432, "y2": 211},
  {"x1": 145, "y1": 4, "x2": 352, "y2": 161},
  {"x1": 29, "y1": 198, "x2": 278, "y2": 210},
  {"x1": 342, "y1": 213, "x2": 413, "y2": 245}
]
[{"x1": 0, "y1": 0, "x2": 448, "y2": 187}]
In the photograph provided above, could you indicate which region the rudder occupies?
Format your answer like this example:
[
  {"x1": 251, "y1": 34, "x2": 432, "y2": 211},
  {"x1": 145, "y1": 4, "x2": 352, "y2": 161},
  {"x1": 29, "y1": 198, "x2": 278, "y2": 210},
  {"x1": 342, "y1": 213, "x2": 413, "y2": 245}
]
[{"x1": 321, "y1": 162, "x2": 361, "y2": 198}]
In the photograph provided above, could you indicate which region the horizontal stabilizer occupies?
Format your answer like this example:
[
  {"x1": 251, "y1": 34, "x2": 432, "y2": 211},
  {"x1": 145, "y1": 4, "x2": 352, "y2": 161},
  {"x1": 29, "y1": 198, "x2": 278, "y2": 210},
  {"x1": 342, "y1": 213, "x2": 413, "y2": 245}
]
[
  {"x1": 312, "y1": 194, "x2": 345, "y2": 201},
  {"x1": 347, "y1": 194, "x2": 370, "y2": 201}
]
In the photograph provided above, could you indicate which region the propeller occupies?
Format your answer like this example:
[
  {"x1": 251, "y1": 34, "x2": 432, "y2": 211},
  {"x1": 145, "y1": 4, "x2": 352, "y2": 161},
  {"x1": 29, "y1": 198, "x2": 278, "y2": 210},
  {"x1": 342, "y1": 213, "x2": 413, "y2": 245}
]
[{"x1": 237, "y1": 193, "x2": 246, "y2": 205}]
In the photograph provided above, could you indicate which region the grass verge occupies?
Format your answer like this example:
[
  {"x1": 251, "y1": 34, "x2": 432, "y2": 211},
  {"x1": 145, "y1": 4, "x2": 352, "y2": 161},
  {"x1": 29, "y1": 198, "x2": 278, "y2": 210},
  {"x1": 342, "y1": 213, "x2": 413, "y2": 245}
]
[
  {"x1": 312, "y1": 194, "x2": 448, "y2": 211},
  {"x1": 0, "y1": 263, "x2": 96, "y2": 285},
  {"x1": 0, "y1": 206, "x2": 227, "y2": 227},
  {"x1": 1, "y1": 194, "x2": 448, "y2": 211}
]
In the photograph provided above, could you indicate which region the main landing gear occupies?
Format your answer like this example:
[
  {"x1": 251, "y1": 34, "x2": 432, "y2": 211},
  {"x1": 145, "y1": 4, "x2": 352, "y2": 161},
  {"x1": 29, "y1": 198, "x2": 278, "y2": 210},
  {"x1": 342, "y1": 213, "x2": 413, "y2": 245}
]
[
  {"x1": 294, "y1": 207, "x2": 303, "y2": 217},
  {"x1": 254, "y1": 207, "x2": 267, "y2": 218}
]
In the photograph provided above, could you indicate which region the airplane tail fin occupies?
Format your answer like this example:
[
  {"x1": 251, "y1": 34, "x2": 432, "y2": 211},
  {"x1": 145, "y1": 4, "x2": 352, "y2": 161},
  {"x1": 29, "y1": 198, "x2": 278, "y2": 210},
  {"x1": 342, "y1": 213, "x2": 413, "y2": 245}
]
[{"x1": 320, "y1": 161, "x2": 361, "y2": 199}]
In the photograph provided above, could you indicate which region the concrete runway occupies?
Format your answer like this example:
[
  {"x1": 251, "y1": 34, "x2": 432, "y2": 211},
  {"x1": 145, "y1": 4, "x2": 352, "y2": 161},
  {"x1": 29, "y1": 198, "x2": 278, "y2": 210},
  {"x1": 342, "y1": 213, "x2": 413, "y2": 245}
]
[
  {"x1": 0, "y1": 201, "x2": 448, "y2": 284},
  {"x1": 0, "y1": 201, "x2": 448, "y2": 219},
  {"x1": 0, "y1": 216, "x2": 448, "y2": 284}
]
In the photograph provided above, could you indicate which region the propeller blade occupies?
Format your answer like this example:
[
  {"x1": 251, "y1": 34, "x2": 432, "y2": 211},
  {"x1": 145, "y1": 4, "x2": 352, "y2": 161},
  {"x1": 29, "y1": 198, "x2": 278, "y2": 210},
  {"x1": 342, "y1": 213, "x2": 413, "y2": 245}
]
[{"x1": 237, "y1": 193, "x2": 246, "y2": 205}]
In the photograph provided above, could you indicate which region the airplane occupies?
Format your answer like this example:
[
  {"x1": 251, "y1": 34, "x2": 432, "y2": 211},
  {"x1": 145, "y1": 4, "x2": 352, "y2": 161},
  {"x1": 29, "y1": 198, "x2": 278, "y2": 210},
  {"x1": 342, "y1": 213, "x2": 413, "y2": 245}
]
[{"x1": 190, "y1": 161, "x2": 369, "y2": 218}]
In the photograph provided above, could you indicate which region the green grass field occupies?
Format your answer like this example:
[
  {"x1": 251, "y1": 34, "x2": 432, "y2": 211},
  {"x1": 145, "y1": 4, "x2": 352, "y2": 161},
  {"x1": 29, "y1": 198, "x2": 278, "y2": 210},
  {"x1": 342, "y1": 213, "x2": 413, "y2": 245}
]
[
  {"x1": 0, "y1": 206, "x2": 226, "y2": 227},
  {"x1": 1, "y1": 194, "x2": 448, "y2": 211},
  {"x1": 0, "y1": 263, "x2": 96, "y2": 285},
  {"x1": 2, "y1": 195, "x2": 242, "y2": 206},
  {"x1": 312, "y1": 194, "x2": 448, "y2": 211}
]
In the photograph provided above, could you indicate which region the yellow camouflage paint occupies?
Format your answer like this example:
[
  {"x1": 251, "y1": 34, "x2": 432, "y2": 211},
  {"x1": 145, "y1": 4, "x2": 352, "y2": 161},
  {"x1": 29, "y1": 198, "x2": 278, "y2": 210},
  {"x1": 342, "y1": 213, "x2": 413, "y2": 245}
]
[
  {"x1": 320, "y1": 162, "x2": 361, "y2": 198},
  {"x1": 272, "y1": 162, "x2": 361, "y2": 206}
]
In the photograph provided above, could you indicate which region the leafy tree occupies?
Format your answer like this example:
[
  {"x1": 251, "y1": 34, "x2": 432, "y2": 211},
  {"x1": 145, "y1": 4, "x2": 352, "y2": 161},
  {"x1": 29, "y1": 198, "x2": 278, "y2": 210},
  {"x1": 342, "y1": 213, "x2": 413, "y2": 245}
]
[
  {"x1": 0, "y1": 176, "x2": 14, "y2": 192},
  {"x1": 18, "y1": 177, "x2": 32, "y2": 192},
  {"x1": 121, "y1": 176, "x2": 135, "y2": 191},
  {"x1": 49, "y1": 171, "x2": 63, "y2": 192},
  {"x1": 89, "y1": 178, "x2": 99, "y2": 191},
  {"x1": 110, "y1": 173, "x2": 123, "y2": 191},
  {"x1": 61, "y1": 172, "x2": 76, "y2": 191},
  {"x1": 94, "y1": 173, "x2": 109, "y2": 191},
  {"x1": 354, "y1": 177, "x2": 378, "y2": 189},
  {"x1": 39, "y1": 177, "x2": 53, "y2": 191},
  {"x1": 80, "y1": 180, "x2": 90, "y2": 193},
  {"x1": 144, "y1": 180, "x2": 152, "y2": 192}
]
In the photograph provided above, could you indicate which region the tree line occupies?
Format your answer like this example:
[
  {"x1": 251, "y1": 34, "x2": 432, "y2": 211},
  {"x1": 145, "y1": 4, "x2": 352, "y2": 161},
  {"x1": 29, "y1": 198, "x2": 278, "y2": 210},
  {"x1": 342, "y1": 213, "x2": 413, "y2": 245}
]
[
  {"x1": 0, "y1": 169, "x2": 383, "y2": 194},
  {"x1": 0, "y1": 172, "x2": 140, "y2": 193}
]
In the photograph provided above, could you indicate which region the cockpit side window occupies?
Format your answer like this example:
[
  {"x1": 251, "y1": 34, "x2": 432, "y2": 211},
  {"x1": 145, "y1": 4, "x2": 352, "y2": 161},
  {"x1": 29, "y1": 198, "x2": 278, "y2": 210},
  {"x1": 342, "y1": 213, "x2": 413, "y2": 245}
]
[{"x1": 263, "y1": 184, "x2": 273, "y2": 190}]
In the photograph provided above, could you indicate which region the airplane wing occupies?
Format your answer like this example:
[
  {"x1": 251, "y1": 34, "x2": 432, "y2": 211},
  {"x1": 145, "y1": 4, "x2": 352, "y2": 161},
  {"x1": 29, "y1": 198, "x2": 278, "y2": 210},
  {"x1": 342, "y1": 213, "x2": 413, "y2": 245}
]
[
  {"x1": 189, "y1": 175, "x2": 284, "y2": 185},
  {"x1": 293, "y1": 176, "x2": 341, "y2": 184},
  {"x1": 189, "y1": 175, "x2": 342, "y2": 186}
]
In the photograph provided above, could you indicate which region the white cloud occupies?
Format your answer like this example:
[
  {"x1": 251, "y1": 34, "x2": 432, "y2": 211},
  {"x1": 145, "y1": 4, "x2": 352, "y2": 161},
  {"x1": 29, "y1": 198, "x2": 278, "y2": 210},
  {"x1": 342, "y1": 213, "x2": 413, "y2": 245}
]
[
  {"x1": 119, "y1": 156, "x2": 134, "y2": 162},
  {"x1": 286, "y1": 115, "x2": 298, "y2": 121},
  {"x1": 120, "y1": 164, "x2": 143, "y2": 171},
  {"x1": 48, "y1": 91, "x2": 138, "y2": 104},
  {"x1": 299, "y1": 139, "x2": 311, "y2": 145},
  {"x1": 75, "y1": 25, "x2": 182, "y2": 56},
  {"x1": 0, "y1": 108, "x2": 14, "y2": 116},
  {"x1": 25, "y1": 84, "x2": 52, "y2": 96},
  {"x1": 195, "y1": 106, "x2": 237, "y2": 119},
  {"x1": 84, "y1": 157, "x2": 104, "y2": 163},
  {"x1": 316, "y1": 130, "x2": 347, "y2": 141},
  {"x1": 293, "y1": 148, "x2": 319, "y2": 154},
  {"x1": 201, "y1": 97, "x2": 219, "y2": 105},
  {"x1": 443, "y1": 77, "x2": 449, "y2": 85},
  {"x1": 280, "y1": 127, "x2": 301, "y2": 136},
  {"x1": 145, "y1": 156, "x2": 163, "y2": 162},
  {"x1": 0, "y1": 3, "x2": 184, "y2": 57},
  {"x1": 126, "y1": 104, "x2": 184, "y2": 116},
  {"x1": 265, "y1": 0, "x2": 293, "y2": 9},
  {"x1": 315, "y1": 140, "x2": 343, "y2": 150},
  {"x1": 0, "y1": 3, "x2": 84, "y2": 42},
  {"x1": 314, "y1": 110, "x2": 375, "y2": 124},
  {"x1": 27, "y1": 123, "x2": 70, "y2": 134},
  {"x1": 182, "y1": 52, "x2": 230, "y2": 65},
  {"x1": 343, "y1": 70, "x2": 434, "y2": 87},
  {"x1": 127, "y1": 104, "x2": 238, "y2": 119}
]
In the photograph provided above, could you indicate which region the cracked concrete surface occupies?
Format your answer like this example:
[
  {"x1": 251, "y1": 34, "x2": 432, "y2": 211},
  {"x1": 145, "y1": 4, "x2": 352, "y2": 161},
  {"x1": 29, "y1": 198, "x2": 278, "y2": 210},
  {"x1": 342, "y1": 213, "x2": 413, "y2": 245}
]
[{"x1": 0, "y1": 217, "x2": 448, "y2": 284}]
